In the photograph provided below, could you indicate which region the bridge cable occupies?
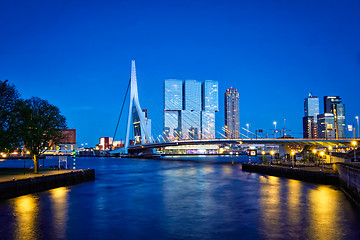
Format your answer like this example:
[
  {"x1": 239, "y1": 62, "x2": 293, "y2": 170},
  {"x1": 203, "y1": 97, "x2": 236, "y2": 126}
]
[{"x1": 113, "y1": 78, "x2": 131, "y2": 141}]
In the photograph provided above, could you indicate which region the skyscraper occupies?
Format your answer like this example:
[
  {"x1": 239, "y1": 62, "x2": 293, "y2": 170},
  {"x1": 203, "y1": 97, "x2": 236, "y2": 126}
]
[
  {"x1": 201, "y1": 80, "x2": 218, "y2": 139},
  {"x1": 303, "y1": 94, "x2": 319, "y2": 138},
  {"x1": 163, "y1": 79, "x2": 182, "y2": 141},
  {"x1": 163, "y1": 79, "x2": 218, "y2": 141},
  {"x1": 317, "y1": 113, "x2": 336, "y2": 139},
  {"x1": 182, "y1": 80, "x2": 202, "y2": 140},
  {"x1": 225, "y1": 87, "x2": 240, "y2": 139},
  {"x1": 323, "y1": 96, "x2": 346, "y2": 139}
]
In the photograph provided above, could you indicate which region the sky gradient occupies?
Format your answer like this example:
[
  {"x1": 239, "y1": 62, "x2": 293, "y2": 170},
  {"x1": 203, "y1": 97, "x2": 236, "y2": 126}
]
[{"x1": 1, "y1": 0, "x2": 360, "y2": 146}]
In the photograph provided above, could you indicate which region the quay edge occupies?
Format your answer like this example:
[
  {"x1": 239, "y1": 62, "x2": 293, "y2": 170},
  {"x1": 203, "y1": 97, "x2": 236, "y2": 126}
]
[{"x1": 0, "y1": 169, "x2": 95, "y2": 200}]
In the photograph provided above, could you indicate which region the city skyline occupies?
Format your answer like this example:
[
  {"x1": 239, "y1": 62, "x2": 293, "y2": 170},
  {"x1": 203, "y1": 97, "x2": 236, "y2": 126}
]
[{"x1": 1, "y1": 0, "x2": 360, "y2": 146}]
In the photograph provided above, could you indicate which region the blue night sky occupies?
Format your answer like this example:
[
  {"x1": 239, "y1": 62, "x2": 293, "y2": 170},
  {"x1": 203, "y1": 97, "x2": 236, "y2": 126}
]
[{"x1": 1, "y1": 0, "x2": 360, "y2": 146}]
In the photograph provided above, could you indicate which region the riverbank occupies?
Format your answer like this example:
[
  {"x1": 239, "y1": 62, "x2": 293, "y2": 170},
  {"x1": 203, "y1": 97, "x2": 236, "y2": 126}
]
[
  {"x1": 241, "y1": 163, "x2": 339, "y2": 185},
  {"x1": 0, "y1": 168, "x2": 95, "y2": 200}
]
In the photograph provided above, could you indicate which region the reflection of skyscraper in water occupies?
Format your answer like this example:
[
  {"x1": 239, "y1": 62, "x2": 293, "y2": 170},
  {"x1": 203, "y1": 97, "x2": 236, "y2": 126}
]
[
  {"x1": 163, "y1": 79, "x2": 218, "y2": 141},
  {"x1": 323, "y1": 96, "x2": 346, "y2": 139},
  {"x1": 225, "y1": 87, "x2": 240, "y2": 139}
]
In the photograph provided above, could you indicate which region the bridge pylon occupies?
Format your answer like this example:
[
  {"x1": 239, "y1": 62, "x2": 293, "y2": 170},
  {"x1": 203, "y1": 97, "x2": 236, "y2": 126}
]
[{"x1": 124, "y1": 60, "x2": 152, "y2": 152}]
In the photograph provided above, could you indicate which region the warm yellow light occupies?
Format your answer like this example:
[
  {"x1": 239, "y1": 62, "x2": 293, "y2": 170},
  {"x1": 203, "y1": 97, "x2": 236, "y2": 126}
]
[
  {"x1": 291, "y1": 151, "x2": 295, "y2": 156},
  {"x1": 328, "y1": 146, "x2": 332, "y2": 151},
  {"x1": 261, "y1": 150, "x2": 265, "y2": 155},
  {"x1": 312, "y1": 149, "x2": 317, "y2": 154},
  {"x1": 270, "y1": 150, "x2": 275, "y2": 155},
  {"x1": 320, "y1": 151, "x2": 325, "y2": 156},
  {"x1": 352, "y1": 141, "x2": 357, "y2": 146}
]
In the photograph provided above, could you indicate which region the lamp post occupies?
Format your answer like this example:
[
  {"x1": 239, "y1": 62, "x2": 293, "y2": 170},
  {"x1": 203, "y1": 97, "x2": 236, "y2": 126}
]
[
  {"x1": 356, "y1": 116, "x2": 359, "y2": 139},
  {"x1": 273, "y1": 121, "x2": 277, "y2": 139},
  {"x1": 270, "y1": 150, "x2": 275, "y2": 164},
  {"x1": 320, "y1": 151, "x2": 325, "y2": 170},
  {"x1": 312, "y1": 149, "x2": 317, "y2": 165},
  {"x1": 246, "y1": 123, "x2": 250, "y2": 138},
  {"x1": 291, "y1": 151, "x2": 295, "y2": 168},
  {"x1": 352, "y1": 141, "x2": 357, "y2": 161},
  {"x1": 328, "y1": 146, "x2": 332, "y2": 164}
]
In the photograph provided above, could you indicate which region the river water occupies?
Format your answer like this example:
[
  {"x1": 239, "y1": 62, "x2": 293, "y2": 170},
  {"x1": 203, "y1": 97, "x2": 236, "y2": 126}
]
[{"x1": 1, "y1": 156, "x2": 360, "y2": 240}]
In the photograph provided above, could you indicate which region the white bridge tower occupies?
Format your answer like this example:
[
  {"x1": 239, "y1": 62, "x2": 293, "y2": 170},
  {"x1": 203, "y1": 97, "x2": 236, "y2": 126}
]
[{"x1": 124, "y1": 60, "x2": 152, "y2": 151}]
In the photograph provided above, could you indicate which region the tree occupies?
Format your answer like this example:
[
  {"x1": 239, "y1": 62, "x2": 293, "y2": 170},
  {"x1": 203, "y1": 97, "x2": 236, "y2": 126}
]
[
  {"x1": 18, "y1": 97, "x2": 67, "y2": 173},
  {"x1": 0, "y1": 80, "x2": 22, "y2": 152}
]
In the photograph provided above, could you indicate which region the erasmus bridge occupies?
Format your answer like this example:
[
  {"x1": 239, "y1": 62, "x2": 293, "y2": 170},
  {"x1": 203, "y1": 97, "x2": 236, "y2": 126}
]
[{"x1": 117, "y1": 61, "x2": 358, "y2": 157}]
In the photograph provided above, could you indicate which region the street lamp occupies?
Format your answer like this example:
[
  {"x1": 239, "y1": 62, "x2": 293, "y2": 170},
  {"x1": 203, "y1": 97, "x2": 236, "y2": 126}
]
[
  {"x1": 312, "y1": 149, "x2": 317, "y2": 165},
  {"x1": 261, "y1": 150, "x2": 266, "y2": 164},
  {"x1": 328, "y1": 146, "x2": 332, "y2": 164},
  {"x1": 291, "y1": 151, "x2": 295, "y2": 168},
  {"x1": 273, "y1": 121, "x2": 277, "y2": 139},
  {"x1": 270, "y1": 150, "x2": 275, "y2": 164},
  {"x1": 352, "y1": 141, "x2": 357, "y2": 161},
  {"x1": 356, "y1": 116, "x2": 359, "y2": 139},
  {"x1": 320, "y1": 151, "x2": 325, "y2": 170}
]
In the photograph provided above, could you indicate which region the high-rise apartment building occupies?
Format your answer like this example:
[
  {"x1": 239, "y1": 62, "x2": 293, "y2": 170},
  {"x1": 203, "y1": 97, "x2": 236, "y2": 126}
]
[
  {"x1": 163, "y1": 79, "x2": 218, "y2": 141},
  {"x1": 225, "y1": 87, "x2": 240, "y2": 139},
  {"x1": 303, "y1": 94, "x2": 319, "y2": 138},
  {"x1": 323, "y1": 96, "x2": 346, "y2": 139}
]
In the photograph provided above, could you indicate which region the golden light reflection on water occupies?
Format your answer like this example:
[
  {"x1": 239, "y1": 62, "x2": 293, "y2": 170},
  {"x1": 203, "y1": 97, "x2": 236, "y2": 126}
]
[
  {"x1": 259, "y1": 175, "x2": 345, "y2": 239},
  {"x1": 287, "y1": 179, "x2": 302, "y2": 228},
  {"x1": 260, "y1": 176, "x2": 282, "y2": 238},
  {"x1": 49, "y1": 187, "x2": 69, "y2": 239},
  {"x1": 308, "y1": 186, "x2": 341, "y2": 240},
  {"x1": 204, "y1": 166, "x2": 214, "y2": 174},
  {"x1": 12, "y1": 195, "x2": 39, "y2": 240},
  {"x1": 222, "y1": 165, "x2": 232, "y2": 175}
]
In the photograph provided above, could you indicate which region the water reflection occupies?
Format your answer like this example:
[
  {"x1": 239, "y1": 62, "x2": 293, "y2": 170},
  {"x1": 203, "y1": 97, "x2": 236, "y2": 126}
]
[
  {"x1": 222, "y1": 165, "x2": 232, "y2": 175},
  {"x1": 308, "y1": 186, "x2": 341, "y2": 240},
  {"x1": 287, "y1": 179, "x2": 302, "y2": 237},
  {"x1": 49, "y1": 187, "x2": 69, "y2": 239},
  {"x1": 12, "y1": 195, "x2": 39, "y2": 240},
  {"x1": 260, "y1": 176, "x2": 282, "y2": 239}
]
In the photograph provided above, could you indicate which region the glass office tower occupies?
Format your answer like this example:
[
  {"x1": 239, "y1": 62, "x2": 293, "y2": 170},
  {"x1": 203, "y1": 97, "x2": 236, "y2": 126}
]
[
  {"x1": 163, "y1": 79, "x2": 182, "y2": 141},
  {"x1": 317, "y1": 113, "x2": 336, "y2": 139},
  {"x1": 225, "y1": 87, "x2": 240, "y2": 139},
  {"x1": 323, "y1": 96, "x2": 346, "y2": 139},
  {"x1": 163, "y1": 79, "x2": 218, "y2": 141},
  {"x1": 182, "y1": 80, "x2": 202, "y2": 140},
  {"x1": 201, "y1": 80, "x2": 218, "y2": 139},
  {"x1": 303, "y1": 94, "x2": 319, "y2": 138}
]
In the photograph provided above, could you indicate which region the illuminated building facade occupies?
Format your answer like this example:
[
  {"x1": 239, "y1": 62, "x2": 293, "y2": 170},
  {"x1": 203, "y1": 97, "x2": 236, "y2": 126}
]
[
  {"x1": 324, "y1": 96, "x2": 346, "y2": 139},
  {"x1": 317, "y1": 113, "x2": 336, "y2": 139},
  {"x1": 225, "y1": 87, "x2": 240, "y2": 139},
  {"x1": 201, "y1": 80, "x2": 218, "y2": 139},
  {"x1": 303, "y1": 94, "x2": 319, "y2": 138},
  {"x1": 163, "y1": 79, "x2": 182, "y2": 141},
  {"x1": 163, "y1": 79, "x2": 218, "y2": 141},
  {"x1": 182, "y1": 80, "x2": 202, "y2": 140}
]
